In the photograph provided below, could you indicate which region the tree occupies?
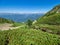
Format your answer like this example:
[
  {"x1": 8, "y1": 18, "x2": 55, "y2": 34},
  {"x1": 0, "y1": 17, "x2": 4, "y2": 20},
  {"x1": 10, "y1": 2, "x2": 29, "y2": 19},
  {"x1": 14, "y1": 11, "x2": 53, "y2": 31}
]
[{"x1": 27, "y1": 19, "x2": 33, "y2": 28}]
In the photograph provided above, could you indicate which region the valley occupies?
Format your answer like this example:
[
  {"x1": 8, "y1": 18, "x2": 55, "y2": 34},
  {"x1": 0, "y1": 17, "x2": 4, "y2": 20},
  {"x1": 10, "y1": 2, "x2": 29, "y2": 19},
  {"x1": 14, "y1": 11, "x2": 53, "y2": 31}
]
[{"x1": 0, "y1": 5, "x2": 60, "y2": 45}]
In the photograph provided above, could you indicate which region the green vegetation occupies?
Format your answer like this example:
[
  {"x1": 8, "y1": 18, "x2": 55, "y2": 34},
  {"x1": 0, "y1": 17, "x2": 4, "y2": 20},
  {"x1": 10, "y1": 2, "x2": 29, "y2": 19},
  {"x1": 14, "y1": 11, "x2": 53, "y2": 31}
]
[
  {"x1": 33, "y1": 5, "x2": 60, "y2": 35},
  {"x1": 0, "y1": 5, "x2": 60, "y2": 45},
  {"x1": 44, "y1": 5, "x2": 60, "y2": 16},
  {"x1": 12, "y1": 22, "x2": 24, "y2": 27},
  {"x1": 0, "y1": 18, "x2": 14, "y2": 23},
  {"x1": 0, "y1": 27, "x2": 60, "y2": 45},
  {"x1": 37, "y1": 13, "x2": 60, "y2": 25},
  {"x1": 37, "y1": 5, "x2": 60, "y2": 25},
  {"x1": 33, "y1": 24, "x2": 60, "y2": 35},
  {"x1": 26, "y1": 19, "x2": 33, "y2": 28}
]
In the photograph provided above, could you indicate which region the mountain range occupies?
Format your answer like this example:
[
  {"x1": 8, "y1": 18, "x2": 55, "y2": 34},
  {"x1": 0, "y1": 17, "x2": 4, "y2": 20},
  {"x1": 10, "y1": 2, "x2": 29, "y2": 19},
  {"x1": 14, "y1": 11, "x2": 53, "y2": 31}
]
[{"x1": 0, "y1": 13, "x2": 44, "y2": 22}]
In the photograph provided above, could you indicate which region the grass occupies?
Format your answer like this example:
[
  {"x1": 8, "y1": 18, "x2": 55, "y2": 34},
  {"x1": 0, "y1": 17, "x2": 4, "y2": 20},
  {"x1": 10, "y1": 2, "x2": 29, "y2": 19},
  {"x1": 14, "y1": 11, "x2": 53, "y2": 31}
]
[
  {"x1": 0, "y1": 18, "x2": 14, "y2": 23},
  {"x1": 0, "y1": 27, "x2": 60, "y2": 45},
  {"x1": 0, "y1": 5, "x2": 60, "y2": 45},
  {"x1": 37, "y1": 13, "x2": 60, "y2": 25},
  {"x1": 12, "y1": 22, "x2": 25, "y2": 27},
  {"x1": 33, "y1": 24, "x2": 60, "y2": 35}
]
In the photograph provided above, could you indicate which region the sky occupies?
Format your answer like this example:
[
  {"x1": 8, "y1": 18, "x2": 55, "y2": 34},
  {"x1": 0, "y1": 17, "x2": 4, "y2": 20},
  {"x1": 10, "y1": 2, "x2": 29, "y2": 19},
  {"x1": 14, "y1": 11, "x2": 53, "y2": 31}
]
[{"x1": 0, "y1": 0, "x2": 60, "y2": 13}]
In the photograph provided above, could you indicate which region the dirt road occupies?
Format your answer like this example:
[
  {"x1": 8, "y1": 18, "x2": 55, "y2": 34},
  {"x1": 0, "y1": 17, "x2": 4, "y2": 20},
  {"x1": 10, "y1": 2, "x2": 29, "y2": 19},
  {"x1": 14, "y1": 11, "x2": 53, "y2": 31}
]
[{"x1": 0, "y1": 23, "x2": 24, "y2": 31}]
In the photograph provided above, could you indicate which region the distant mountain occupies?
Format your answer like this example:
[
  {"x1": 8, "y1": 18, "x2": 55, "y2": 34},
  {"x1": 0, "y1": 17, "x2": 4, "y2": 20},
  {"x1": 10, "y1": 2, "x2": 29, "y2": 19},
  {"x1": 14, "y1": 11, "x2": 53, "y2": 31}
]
[
  {"x1": 0, "y1": 13, "x2": 44, "y2": 22},
  {"x1": 37, "y1": 5, "x2": 60, "y2": 25}
]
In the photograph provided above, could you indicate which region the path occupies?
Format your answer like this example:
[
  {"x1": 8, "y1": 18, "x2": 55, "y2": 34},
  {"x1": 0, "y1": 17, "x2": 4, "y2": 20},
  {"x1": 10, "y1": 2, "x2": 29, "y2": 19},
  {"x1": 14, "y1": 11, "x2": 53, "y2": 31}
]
[{"x1": 0, "y1": 23, "x2": 24, "y2": 31}]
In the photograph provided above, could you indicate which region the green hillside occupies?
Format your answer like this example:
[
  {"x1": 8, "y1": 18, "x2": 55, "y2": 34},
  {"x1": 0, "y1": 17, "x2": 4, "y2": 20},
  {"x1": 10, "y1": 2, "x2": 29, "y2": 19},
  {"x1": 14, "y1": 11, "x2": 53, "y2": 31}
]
[
  {"x1": 37, "y1": 5, "x2": 60, "y2": 25},
  {"x1": 32, "y1": 5, "x2": 60, "y2": 35},
  {"x1": 0, "y1": 5, "x2": 60, "y2": 45},
  {"x1": 0, "y1": 27, "x2": 60, "y2": 45},
  {"x1": 0, "y1": 18, "x2": 14, "y2": 23}
]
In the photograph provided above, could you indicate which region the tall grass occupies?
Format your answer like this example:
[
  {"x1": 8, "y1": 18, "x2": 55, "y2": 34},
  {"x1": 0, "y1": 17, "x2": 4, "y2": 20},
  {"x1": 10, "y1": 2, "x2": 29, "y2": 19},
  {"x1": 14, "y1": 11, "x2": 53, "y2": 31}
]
[{"x1": 0, "y1": 27, "x2": 60, "y2": 45}]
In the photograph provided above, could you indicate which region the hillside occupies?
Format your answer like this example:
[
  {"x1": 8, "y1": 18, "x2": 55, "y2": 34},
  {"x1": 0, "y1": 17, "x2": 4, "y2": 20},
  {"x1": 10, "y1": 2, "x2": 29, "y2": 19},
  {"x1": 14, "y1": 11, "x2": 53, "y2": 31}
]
[
  {"x1": 32, "y1": 5, "x2": 60, "y2": 35},
  {"x1": 0, "y1": 18, "x2": 14, "y2": 23},
  {"x1": 44, "y1": 5, "x2": 60, "y2": 16},
  {"x1": 37, "y1": 5, "x2": 60, "y2": 25},
  {"x1": 0, "y1": 5, "x2": 60, "y2": 45},
  {"x1": 0, "y1": 27, "x2": 60, "y2": 45}
]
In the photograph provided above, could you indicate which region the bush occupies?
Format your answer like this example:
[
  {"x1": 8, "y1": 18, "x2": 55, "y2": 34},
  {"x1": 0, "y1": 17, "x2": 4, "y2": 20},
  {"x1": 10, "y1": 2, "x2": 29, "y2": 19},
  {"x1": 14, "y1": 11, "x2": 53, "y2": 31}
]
[{"x1": 26, "y1": 19, "x2": 33, "y2": 28}]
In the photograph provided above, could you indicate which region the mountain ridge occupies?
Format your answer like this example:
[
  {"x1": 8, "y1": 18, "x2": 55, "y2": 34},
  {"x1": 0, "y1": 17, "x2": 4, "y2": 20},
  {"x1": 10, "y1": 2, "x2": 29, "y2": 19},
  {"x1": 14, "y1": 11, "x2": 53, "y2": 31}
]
[{"x1": 37, "y1": 5, "x2": 60, "y2": 25}]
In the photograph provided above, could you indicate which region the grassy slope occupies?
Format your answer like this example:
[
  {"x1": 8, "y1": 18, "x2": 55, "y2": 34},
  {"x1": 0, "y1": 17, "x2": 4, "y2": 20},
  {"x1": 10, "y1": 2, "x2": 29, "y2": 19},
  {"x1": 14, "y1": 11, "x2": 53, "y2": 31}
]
[
  {"x1": 12, "y1": 22, "x2": 25, "y2": 27},
  {"x1": 0, "y1": 5, "x2": 60, "y2": 45},
  {"x1": 37, "y1": 5, "x2": 60, "y2": 25},
  {"x1": 34, "y1": 13, "x2": 60, "y2": 34},
  {"x1": 0, "y1": 18, "x2": 14, "y2": 23},
  {"x1": 0, "y1": 27, "x2": 60, "y2": 45},
  {"x1": 35, "y1": 5, "x2": 60, "y2": 35},
  {"x1": 34, "y1": 24, "x2": 60, "y2": 34},
  {"x1": 37, "y1": 13, "x2": 60, "y2": 25}
]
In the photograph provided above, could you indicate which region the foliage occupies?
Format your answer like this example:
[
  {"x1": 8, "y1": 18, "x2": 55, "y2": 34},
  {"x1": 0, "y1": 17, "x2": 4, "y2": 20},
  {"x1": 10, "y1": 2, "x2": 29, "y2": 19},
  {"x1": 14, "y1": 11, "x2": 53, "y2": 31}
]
[
  {"x1": 0, "y1": 18, "x2": 14, "y2": 23},
  {"x1": 12, "y1": 22, "x2": 24, "y2": 27},
  {"x1": 26, "y1": 19, "x2": 33, "y2": 27},
  {"x1": 37, "y1": 5, "x2": 60, "y2": 25},
  {"x1": 34, "y1": 24, "x2": 60, "y2": 35},
  {"x1": 0, "y1": 5, "x2": 60, "y2": 45},
  {"x1": 37, "y1": 13, "x2": 60, "y2": 25},
  {"x1": 0, "y1": 27, "x2": 60, "y2": 45}
]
